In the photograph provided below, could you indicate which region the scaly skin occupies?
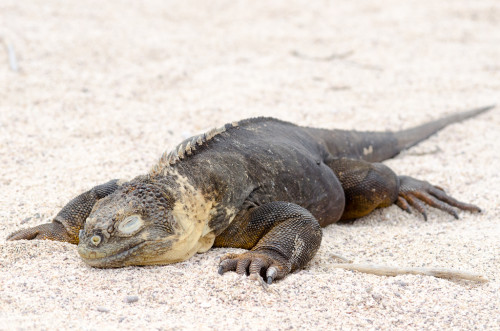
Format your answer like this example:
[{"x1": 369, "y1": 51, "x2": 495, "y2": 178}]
[{"x1": 7, "y1": 106, "x2": 492, "y2": 283}]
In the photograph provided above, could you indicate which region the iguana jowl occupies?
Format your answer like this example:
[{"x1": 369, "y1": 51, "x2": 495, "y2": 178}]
[{"x1": 7, "y1": 106, "x2": 492, "y2": 283}]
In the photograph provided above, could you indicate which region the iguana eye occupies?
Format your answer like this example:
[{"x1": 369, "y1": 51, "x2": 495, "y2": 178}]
[
  {"x1": 118, "y1": 215, "x2": 143, "y2": 235},
  {"x1": 91, "y1": 234, "x2": 101, "y2": 246}
]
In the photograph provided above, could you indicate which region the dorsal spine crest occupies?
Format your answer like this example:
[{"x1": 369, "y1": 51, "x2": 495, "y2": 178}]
[{"x1": 149, "y1": 121, "x2": 239, "y2": 176}]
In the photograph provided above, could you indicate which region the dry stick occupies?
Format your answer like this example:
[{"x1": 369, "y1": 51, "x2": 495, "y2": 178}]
[
  {"x1": 331, "y1": 263, "x2": 488, "y2": 283},
  {"x1": 290, "y1": 50, "x2": 383, "y2": 71},
  {"x1": 249, "y1": 273, "x2": 279, "y2": 294},
  {"x1": 330, "y1": 253, "x2": 353, "y2": 263},
  {"x1": 406, "y1": 146, "x2": 443, "y2": 156},
  {"x1": 6, "y1": 42, "x2": 19, "y2": 72},
  {"x1": 290, "y1": 50, "x2": 354, "y2": 61},
  {"x1": 0, "y1": 33, "x2": 19, "y2": 72}
]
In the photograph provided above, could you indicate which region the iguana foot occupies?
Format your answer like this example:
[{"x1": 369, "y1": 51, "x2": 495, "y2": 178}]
[
  {"x1": 218, "y1": 250, "x2": 291, "y2": 284},
  {"x1": 7, "y1": 221, "x2": 77, "y2": 244},
  {"x1": 216, "y1": 202, "x2": 323, "y2": 284},
  {"x1": 6, "y1": 180, "x2": 122, "y2": 245},
  {"x1": 397, "y1": 176, "x2": 481, "y2": 221}
]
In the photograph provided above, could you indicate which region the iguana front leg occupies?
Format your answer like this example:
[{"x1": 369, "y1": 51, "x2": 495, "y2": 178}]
[
  {"x1": 7, "y1": 179, "x2": 122, "y2": 244},
  {"x1": 216, "y1": 202, "x2": 322, "y2": 284}
]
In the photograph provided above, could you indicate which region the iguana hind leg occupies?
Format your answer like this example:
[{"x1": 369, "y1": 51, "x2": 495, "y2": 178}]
[
  {"x1": 7, "y1": 179, "x2": 123, "y2": 244},
  {"x1": 326, "y1": 158, "x2": 480, "y2": 220},
  {"x1": 216, "y1": 202, "x2": 322, "y2": 284},
  {"x1": 326, "y1": 158, "x2": 399, "y2": 220}
]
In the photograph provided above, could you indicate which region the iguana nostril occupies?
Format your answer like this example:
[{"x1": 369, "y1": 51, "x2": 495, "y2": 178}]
[{"x1": 91, "y1": 234, "x2": 102, "y2": 246}]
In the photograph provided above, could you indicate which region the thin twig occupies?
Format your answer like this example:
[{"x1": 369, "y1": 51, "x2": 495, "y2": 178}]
[
  {"x1": 6, "y1": 42, "x2": 19, "y2": 72},
  {"x1": 332, "y1": 263, "x2": 488, "y2": 282},
  {"x1": 330, "y1": 253, "x2": 353, "y2": 263},
  {"x1": 344, "y1": 60, "x2": 383, "y2": 71},
  {"x1": 249, "y1": 273, "x2": 279, "y2": 294},
  {"x1": 0, "y1": 32, "x2": 19, "y2": 72},
  {"x1": 291, "y1": 50, "x2": 354, "y2": 62},
  {"x1": 406, "y1": 146, "x2": 443, "y2": 156}
]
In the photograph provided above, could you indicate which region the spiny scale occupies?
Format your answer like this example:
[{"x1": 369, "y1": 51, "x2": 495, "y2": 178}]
[{"x1": 149, "y1": 121, "x2": 239, "y2": 175}]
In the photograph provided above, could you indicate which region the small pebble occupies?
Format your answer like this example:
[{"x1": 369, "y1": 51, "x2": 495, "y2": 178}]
[
  {"x1": 372, "y1": 293, "x2": 383, "y2": 302},
  {"x1": 124, "y1": 295, "x2": 139, "y2": 303}
]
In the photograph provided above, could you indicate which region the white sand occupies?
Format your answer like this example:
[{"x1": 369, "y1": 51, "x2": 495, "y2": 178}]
[{"x1": 1, "y1": 0, "x2": 499, "y2": 329}]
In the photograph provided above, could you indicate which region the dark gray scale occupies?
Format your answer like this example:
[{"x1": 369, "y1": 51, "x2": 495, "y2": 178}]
[{"x1": 171, "y1": 118, "x2": 347, "y2": 231}]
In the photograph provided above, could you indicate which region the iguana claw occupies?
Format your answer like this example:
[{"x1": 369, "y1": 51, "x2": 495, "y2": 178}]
[
  {"x1": 397, "y1": 176, "x2": 481, "y2": 220},
  {"x1": 218, "y1": 251, "x2": 290, "y2": 284},
  {"x1": 266, "y1": 267, "x2": 277, "y2": 284}
]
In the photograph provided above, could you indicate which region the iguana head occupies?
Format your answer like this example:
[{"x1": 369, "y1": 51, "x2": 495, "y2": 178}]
[{"x1": 77, "y1": 177, "x2": 214, "y2": 268}]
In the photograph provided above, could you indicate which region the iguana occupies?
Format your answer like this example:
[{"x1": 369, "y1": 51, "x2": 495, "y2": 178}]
[{"x1": 7, "y1": 106, "x2": 493, "y2": 284}]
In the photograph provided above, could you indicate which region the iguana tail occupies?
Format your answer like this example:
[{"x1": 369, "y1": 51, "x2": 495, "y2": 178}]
[
  {"x1": 393, "y1": 105, "x2": 494, "y2": 154},
  {"x1": 314, "y1": 105, "x2": 494, "y2": 162}
]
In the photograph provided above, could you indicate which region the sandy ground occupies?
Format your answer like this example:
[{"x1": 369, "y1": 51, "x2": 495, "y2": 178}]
[{"x1": 1, "y1": 0, "x2": 499, "y2": 330}]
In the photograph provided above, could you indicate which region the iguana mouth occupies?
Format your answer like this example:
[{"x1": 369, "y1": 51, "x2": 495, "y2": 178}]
[{"x1": 78, "y1": 240, "x2": 146, "y2": 268}]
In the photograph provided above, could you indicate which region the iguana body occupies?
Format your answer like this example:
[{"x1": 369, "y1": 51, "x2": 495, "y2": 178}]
[{"x1": 7, "y1": 106, "x2": 492, "y2": 283}]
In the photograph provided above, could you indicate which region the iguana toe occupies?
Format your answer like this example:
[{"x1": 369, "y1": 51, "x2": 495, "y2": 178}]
[
  {"x1": 397, "y1": 176, "x2": 481, "y2": 220},
  {"x1": 218, "y1": 251, "x2": 290, "y2": 283}
]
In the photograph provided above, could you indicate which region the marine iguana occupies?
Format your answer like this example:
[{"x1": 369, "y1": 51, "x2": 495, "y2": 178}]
[{"x1": 7, "y1": 106, "x2": 493, "y2": 283}]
